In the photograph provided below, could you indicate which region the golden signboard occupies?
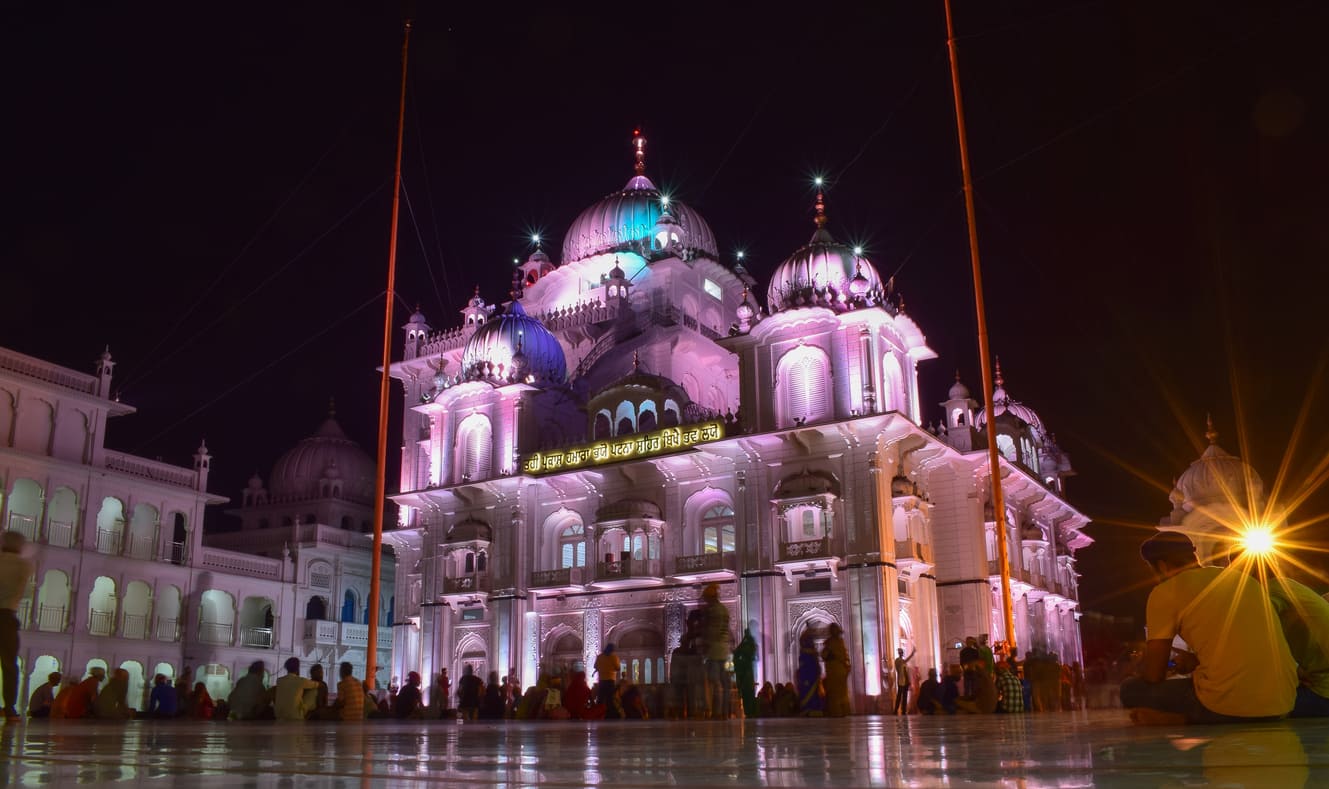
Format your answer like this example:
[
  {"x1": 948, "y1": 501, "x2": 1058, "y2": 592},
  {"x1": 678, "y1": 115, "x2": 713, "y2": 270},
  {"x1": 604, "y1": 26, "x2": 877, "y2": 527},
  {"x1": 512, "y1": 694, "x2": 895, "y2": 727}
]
[{"x1": 522, "y1": 421, "x2": 725, "y2": 475}]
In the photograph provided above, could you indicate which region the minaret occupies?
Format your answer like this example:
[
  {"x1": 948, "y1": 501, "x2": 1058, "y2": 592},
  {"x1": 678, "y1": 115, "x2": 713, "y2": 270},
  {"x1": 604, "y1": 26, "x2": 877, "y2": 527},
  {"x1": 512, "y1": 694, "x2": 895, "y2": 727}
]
[
  {"x1": 403, "y1": 305, "x2": 430, "y2": 360},
  {"x1": 461, "y1": 286, "x2": 489, "y2": 338},
  {"x1": 94, "y1": 346, "x2": 115, "y2": 398},
  {"x1": 193, "y1": 439, "x2": 212, "y2": 493},
  {"x1": 941, "y1": 370, "x2": 979, "y2": 452}
]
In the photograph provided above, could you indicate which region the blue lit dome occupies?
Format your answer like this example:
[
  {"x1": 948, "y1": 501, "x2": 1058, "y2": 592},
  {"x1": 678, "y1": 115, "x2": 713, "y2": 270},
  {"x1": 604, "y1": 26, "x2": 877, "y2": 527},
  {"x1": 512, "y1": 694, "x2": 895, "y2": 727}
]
[
  {"x1": 562, "y1": 137, "x2": 718, "y2": 263},
  {"x1": 460, "y1": 301, "x2": 567, "y2": 384},
  {"x1": 766, "y1": 196, "x2": 885, "y2": 313}
]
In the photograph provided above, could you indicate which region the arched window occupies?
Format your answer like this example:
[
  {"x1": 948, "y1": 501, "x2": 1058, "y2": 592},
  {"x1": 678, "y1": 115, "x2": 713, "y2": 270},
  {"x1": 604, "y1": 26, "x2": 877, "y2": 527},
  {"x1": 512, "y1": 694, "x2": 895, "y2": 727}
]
[
  {"x1": 560, "y1": 524, "x2": 585, "y2": 569},
  {"x1": 631, "y1": 532, "x2": 645, "y2": 560},
  {"x1": 882, "y1": 353, "x2": 906, "y2": 414},
  {"x1": 477, "y1": 550, "x2": 487, "y2": 572},
  {"x1": 638, "y1": 402, "x2": 658, "y2": 433},
  {"x1": 341, "y1": 590, "x2": 357, "y2": 624},
  {"x1": 701, "y1": 505, "x2": 736, "y2": 554},
  {"x1": 306, "y1": 596, "x2": 328, "y2": 621},
  {"x1": 996, "y1": 434, "x2": 1017, "y2": 462},
  {"x1": 615, "y1": 400, "x2": 636, "y2": 436},
  {"x1": 464, "y1": 552, "x2": 475, "y2": 573},
  {"x1": 594, "y1": 411, "x2": 612, "y2": 440},
  {"x1": 777, "y1": 346, "x2": 831, "y2": 428},
  {"x1": 456, "y1": 414, "x2": 493, "y2": 482}
]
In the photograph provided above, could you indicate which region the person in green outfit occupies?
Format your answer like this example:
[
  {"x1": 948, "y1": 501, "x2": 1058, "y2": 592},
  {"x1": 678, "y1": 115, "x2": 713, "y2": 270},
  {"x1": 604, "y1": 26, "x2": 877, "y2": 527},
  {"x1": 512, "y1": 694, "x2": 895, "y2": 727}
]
[{"x1": 733, "y1": 627, "x2": 759, "y2": 717}]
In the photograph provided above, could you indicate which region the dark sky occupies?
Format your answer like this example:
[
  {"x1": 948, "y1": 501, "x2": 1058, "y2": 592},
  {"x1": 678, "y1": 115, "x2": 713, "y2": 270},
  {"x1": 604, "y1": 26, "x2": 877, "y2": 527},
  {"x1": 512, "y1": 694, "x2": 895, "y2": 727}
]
[{"x1": 6, "y1": 1, "x2": 1328, "y2": 623}]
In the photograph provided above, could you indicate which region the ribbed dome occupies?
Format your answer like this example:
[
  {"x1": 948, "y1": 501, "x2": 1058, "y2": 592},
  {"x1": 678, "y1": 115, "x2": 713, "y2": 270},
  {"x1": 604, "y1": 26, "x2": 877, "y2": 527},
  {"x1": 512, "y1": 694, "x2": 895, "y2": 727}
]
[
  {"x1": 975, "y1": 365, "x2": 1046, "y2": 441},
  {"x1": 460, "y1": 301, "x2": 566, "y2": 384},
  {"x1": 269, "y1": 415, "x2": 375, "y2": 503},
  {"x1": 948, "y1": 375, "x2": 971, "y2": 401},
  {"x1": 766, "y1": 209, "x2": 886, "y2": 313},
  {"x1": 1175, "y1": 427, "x2": 1264, "y2": 507},
  {"x1": 562, "y1": 173, "x2": 718, "y2": 264}
]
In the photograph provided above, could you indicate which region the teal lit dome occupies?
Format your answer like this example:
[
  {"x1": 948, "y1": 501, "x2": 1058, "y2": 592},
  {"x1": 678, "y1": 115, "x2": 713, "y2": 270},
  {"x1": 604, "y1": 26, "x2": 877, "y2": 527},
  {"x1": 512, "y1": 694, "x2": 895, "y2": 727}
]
[
  {"x1": 562, "y1": 139, "x2": 718, "y2": 263},
  {"x1": 460, "y1": 301, "x2": 566, "y2": 384}
]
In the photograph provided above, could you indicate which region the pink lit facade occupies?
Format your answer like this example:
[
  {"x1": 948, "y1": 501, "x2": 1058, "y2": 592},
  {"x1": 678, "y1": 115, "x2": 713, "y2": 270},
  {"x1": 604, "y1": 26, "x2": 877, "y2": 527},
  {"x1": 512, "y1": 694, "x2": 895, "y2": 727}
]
[{"x1": 385, "y1": 142, "x2": 1091, "y2": 708}]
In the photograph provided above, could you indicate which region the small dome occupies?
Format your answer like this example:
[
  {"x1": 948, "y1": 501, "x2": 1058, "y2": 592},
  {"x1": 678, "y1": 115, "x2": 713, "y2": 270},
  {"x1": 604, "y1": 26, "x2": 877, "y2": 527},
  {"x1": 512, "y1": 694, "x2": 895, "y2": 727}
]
[
  {"x1": 246, "y1": 473, "x2": 264, "y2": 491},
  {"x1": 562, "y1": 145, "x2": 718, "y2": 263},
  {"x1": 774, "y1": 468, "x2": 839, "y2": 499},
  {"x1": 948, "y1": 374, "x2": 971, "y2": 401},
  {"x1": 460, "y1": 301, "x2": 566, "y2": 384},
  {"x1": 270, "y1": 414, "x2": 375, "y2": 503},
  {"x1": 1176, "y1": 422, "x2": 1264, "y2": 508},
  {"x1": 445, "y1": 518, "x2": 493, "y2": 543},
  {"x1": 974, "y1": 364, "x2": 1046, "y2": 441},
  {"x1": 766, "y1": 195, "x2": 885, "y2": 313}
]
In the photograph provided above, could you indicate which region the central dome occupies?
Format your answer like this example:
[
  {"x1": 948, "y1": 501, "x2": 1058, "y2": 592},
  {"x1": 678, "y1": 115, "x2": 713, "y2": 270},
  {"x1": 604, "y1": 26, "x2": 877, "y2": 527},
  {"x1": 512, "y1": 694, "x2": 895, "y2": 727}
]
[
  {"x1": 562, "y1": 135, "x2": 718, "y2": 264},
  {"x1": 460, "y1": 301, "x2": 567, "y2": 384}
]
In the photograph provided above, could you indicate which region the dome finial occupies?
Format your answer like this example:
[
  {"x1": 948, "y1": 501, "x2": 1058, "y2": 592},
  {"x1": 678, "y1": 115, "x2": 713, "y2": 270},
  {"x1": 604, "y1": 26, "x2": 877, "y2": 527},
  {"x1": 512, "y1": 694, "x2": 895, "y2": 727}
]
[
  {"x1": 327, "y1": 397, "x2": 336, "y2": 418},
  {"x1": 1205, "y1": 413, "x2": 1218, "y2": 445},
  {"x1": 632, "y1": 349, "x2": 641, "y2": 372},
  {"x1": 813, "y1": 177, "x2": 828, "y2": 229},
  {"x1": 994, "y1": 356, "x2": 1004, "y2": 388},
  {"x1": 633, "y1": 129, "x2": 647, "y2": 176},
  {"x1": 955, "y1": 369, "x2": 962, "y2": 383}
]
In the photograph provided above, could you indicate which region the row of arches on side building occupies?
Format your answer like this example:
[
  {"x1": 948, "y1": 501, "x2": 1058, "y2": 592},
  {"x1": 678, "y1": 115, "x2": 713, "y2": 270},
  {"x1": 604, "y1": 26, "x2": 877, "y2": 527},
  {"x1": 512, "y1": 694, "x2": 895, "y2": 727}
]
[
  {"x1": 23, "y1": 571, "x2": 184, "y2": 640},
  {"x1": 2, "y1": 479, "x2": 189, "y2": 562},
  {"x1": 303, "y1": 590, "x2": 394, "y2": 626}
]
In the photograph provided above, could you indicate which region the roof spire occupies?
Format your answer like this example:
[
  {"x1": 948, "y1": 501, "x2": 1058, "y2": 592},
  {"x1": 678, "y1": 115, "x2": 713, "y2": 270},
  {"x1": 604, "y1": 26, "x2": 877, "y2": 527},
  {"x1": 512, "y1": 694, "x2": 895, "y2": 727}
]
[
  {"x1": 1205, "y1": 413, "x2": 1218, "y2": 445},
  {"x1": 327, "y1": 397, "x2": 337, "y2": 418},
  {"x1": 955, "y1": 369, "x2": 962, "y2": 383},
  {"x1": 632, "y1": 349, "x2": 641, "y2": 372},
  {"x1": 633, "y1": 129, "x2": 647, "y2": 176},
  {"x1": 813, "y1": 177, "x2": 828, "y2": 229},
  {"x1": 994, "y1": 356, "x2": 1004, "y2": 388}
]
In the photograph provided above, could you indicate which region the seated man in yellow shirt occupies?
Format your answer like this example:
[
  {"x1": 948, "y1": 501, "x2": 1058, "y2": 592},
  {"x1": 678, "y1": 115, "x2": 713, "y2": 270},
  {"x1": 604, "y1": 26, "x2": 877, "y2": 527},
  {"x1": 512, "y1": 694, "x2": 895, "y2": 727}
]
[{"x1": 1121, "y1": 531, "x2": 1297, "y2": 724}]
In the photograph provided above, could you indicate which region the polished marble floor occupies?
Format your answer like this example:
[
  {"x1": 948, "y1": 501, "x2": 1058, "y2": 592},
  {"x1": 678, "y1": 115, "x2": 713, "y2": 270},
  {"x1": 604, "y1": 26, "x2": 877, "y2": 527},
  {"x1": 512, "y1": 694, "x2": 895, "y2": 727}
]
[{"x1": 2, "y1": 710, "x2": 1326, "y2": 787}]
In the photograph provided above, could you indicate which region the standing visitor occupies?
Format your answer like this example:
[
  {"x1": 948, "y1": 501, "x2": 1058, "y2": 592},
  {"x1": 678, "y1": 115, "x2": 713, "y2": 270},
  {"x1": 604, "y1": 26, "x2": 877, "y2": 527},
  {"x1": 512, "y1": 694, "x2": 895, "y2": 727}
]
[
  {"x1": 996, "y1": 660, "x2": 1025, "y2": 713},
  {"x1": 594, "y1": 644, "x2": 621, "y2": 717},
  {"x1": 435, "y1": 669, "x2": 452, "y2": 718},
  {"x1": 456, "y1": 664, "x2": 483, "y2": 720},
  {"x1": 682, "y1": 610, "x2": 709, "y2": 719},
  {"x1": 979, "y1": 634, "x2": 996, "y2": 678},
  {"x1": 28, "y1": 671, "x2": 60, "y2": 719},
  {"x1": 821, "y1": 623, "x2": 852, "y2": 717},
  {"x1": 1120, "y1": 531, "x2": 1296, "y2": 724},
  {"x1": 796, "y1": 626, "x2": 824, "y2": 716},
  {"x1": 701, "y1": 583, "x2": 732, "y2": 719},
  {"x1": 732, "y1": 628, "x2": 759, "y2": 718},
  {"x1": 174, "y1": 667, "x2": 194, "y2": 717},
  {"x1": 893, "y1": 646, "x2": 916, "y2": 714},
  {"x1": 0, "y1": 532, "x2": 33, "y2": 722}
]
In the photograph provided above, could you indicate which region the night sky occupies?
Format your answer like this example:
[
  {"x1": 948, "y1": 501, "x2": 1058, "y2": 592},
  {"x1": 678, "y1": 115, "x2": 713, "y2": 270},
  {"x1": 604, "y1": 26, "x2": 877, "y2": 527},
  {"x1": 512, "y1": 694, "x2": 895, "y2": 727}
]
[{"x1": 6, "y1": 1, "x2": 1328, "y2": 624}]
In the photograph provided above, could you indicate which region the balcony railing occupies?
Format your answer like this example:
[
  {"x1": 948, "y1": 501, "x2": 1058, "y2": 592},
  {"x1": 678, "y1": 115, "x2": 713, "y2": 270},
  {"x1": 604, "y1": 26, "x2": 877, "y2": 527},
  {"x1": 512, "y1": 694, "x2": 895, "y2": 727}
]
[
  {"x1": 443, "y1": 575, "x2": 491, "y2": 595},
  {"x1": 777, "y1": 537, "x2": 834, "y2": 563},
  {"x1": 36, "y1": 604, "x2": 66, "y2": 633},
  {"x1": 123, "y1": 532, "x2": 158, "y2": 561},
  {"x1": 45, "y1": 520, "x2": 75, "y2": 548},
  {"x1": 88, "y1": 609, "x2": 115, "y2": 637},
  {"x1": 895, "y1": 539, "x2": 930, "y2": 564},
  {"x1": 529, "y1": 567, "x2": 587, "y2": 589},
  {"x1": 7, "y1": 514, "x2": 38, "y2": 542},
  {"x1": 95, "y1": 528, "x2": 122, "y2": 556},
  {"x1": 341, "y1": 622, "x2": 369, "y2": 647},
  {"x1": 594, "y1": 558, "x2": 662, "y2": 583},
  {"x1": 155, "y1": 617, "x2": 179, "y2": 641},
  {"x1": 673, "y1": 552, "x2": 736, "y2": 575},
  {"x1": 303, "y1": 619, "x2": 339, "y2": 645},
  {"x1": 240, "y1": 626, "x2": 274, "y2": 648},
  {"x1": 122, "y1": 613, "x2": 149, "y2": 639},
  {"x1": 16, "y1": 599, "x2": 32, "y2": 629},
  {"x1": 198, "y1": 621, "x2": 234, "y2": 645},
  {"x1": 168, "y1": 541, "x2": 187, "y2": 566}
]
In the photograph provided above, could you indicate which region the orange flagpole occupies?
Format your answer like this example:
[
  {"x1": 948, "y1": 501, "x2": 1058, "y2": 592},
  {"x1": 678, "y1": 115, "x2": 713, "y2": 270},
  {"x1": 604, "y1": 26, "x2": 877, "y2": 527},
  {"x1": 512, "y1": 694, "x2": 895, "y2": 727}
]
[
  {"x1": 366, "y1": 17, "x2": 412, "y2": 690},
  {"x1": 943, "y1": 0, "x2": 1016, "y2": 652}
]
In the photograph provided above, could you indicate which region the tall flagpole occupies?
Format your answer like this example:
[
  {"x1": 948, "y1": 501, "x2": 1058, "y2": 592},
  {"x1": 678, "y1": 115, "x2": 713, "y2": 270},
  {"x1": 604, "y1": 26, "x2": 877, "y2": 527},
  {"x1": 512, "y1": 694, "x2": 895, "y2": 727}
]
[
  {"x1": 943, "y1": 0, "x2": 1017, "y2": 652},
  {"x1": 366, "y1": 17, "x2": 412, "y2": 690}
]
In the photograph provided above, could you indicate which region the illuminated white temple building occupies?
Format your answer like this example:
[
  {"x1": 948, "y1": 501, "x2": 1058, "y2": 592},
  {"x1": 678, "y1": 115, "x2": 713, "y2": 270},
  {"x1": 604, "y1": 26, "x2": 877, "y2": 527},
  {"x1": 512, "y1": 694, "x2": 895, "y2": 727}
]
[
  {"x1": 0, "y1": 347, "x2": 393, "y2": 713},
  {"x1": 385, "y1": 135, "x2": 1091, "y2": 709}
]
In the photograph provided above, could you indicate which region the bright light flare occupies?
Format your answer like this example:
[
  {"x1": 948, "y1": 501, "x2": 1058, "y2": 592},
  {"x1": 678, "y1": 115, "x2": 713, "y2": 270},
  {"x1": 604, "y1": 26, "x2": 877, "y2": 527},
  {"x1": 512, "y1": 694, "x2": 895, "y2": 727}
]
[{"x1": 1239, "y1": 525, "x2": 1278, "y2": 557}]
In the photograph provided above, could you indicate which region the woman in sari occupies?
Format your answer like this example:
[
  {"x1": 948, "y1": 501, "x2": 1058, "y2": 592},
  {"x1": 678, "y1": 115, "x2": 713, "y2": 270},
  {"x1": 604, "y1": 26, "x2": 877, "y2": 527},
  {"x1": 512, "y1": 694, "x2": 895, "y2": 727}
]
[
  {"x1": 796, "y1": 625, "x2": 824, "y2": 716},
  {"x1": 821, "y1": 623, "x2": 851, "y2": 717},
  {"x1": 190, "y1": 681, "x2": 215, "y2": 720}
]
